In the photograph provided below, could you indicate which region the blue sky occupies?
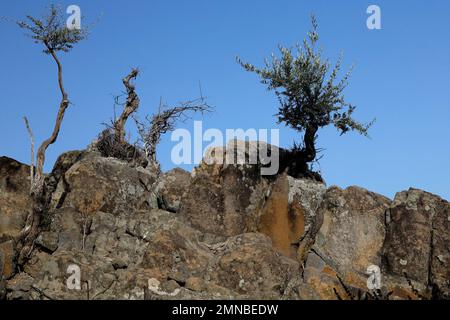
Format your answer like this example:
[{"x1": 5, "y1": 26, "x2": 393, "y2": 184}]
[{"x1": 0, "y1": 0, "x2": 449, "y2": 200}]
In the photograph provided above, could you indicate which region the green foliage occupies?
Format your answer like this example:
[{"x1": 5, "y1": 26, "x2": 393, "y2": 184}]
[
  {"x1": 237, "y1": 15, "x2": 374, "y2": 137},
  {"x1": 17, "y1": 4, "x2": 87, "y2": 54}
]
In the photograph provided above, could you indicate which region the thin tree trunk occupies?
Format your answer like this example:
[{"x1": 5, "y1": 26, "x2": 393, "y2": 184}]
[
  {"x1": 33, "y1": 48, "x2": 69, "y2": 194},
  {"x1": 17, "y1": 46, "x2": 69, "y2": 264},
  {"x1": 23, "y1": 116, "x2": 35, "y2": 191}
]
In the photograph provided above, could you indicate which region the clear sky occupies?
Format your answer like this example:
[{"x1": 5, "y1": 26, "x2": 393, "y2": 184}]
[{"x1": 1, "y1": 0, "x2": 449, "y2": 200}]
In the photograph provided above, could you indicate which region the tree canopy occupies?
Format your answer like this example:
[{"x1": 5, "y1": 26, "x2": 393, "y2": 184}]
[
  {"x1": 237, "y1": 15, "x2": 374, "y2": 168},
  {"x1": 17, "y1": 4, "x2": 86, "y2": 54}
]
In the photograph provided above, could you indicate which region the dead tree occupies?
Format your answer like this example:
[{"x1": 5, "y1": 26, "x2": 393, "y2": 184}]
[
  {"x1": 113, "y1": 68, "x2": 140, "y2": 144},
  {"x1": 23, "y1": 116, "x2": 35, "y2": 192},
  {"x1": 15, "y1": 5, "x2": 87, "y2": 264},
  {"x1": 96, "y1": 69, "x2": 144, "y2": 164},
  {"x1": 134, "y1": 96, "x2": 212, "y2": 173}
]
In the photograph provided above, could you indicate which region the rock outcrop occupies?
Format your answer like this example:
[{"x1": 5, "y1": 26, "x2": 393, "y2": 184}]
[
  {"x1": 0, "y1": 157, "x2": 31, "y2": 240},
  {"x1": 382, "y1": 189, "x2": 450, "y2": 299},
  {"x1": 49, "y1": 151, "x2": 157, "y2": 215},
  {"x1": 155, "y1": 168, "x2": 190, "y2": 213},
  {"x1": 258, "y1": 174, "x2": 326, "y2": 260},
  {"x1": 299, "y1": 186, "x2": 390, "y2": 299},
  {"x1": 0, "y1": 157, "x2": 32, "y2": 280},
  {"x1": 1, "y1": 142, "x2": 449, "y2": 300}
]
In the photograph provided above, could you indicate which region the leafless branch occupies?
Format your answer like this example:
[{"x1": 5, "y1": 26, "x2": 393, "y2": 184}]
[
  {"x1": 23, "y1": 116, "x2": 35, "y2": 190},
  {"x1": 134, "y1": 96, "x2": 213, "y2": 173}
]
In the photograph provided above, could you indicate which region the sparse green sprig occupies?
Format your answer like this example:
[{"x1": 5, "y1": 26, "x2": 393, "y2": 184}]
[{"x1": 17, "y1": 4, "x2": 87, "y2": 54}]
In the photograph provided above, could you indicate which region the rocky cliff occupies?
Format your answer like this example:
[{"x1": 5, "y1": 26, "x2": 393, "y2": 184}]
[{"x1": 1, "y1": 142, "x2": 449, "y2": 300}]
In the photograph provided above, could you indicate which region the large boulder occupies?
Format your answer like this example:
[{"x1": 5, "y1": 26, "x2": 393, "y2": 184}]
[
  {"x1": 179, "y1": 141, "x2": 272, "y2": 237},
  {"x1": 382, "y1": 188, "x2": 450, "y2": 298},
  {"x1": 0, "y1": 157, "x2": 31, "y2": 239},
  {"x1": 180, "y1": 140, "x2": 327, "y2": 261},
  {"x1": 209, "y1": 233, "x2": 302, "y2": 299},
  {"x1": 258, "y1": 174, "x2": 326, "y2": 260},
  {"x1": 0, "y1": 157, "x2": 32, "y2": 280},
  {"x1": 300, "y1": 186, "x2": 390, "y2": 298},
  {"x1": 49, "y1": 152, "x2": 157, "y2": 215},
  {"x1": 139, "y1": 211, "x2": 214, "y2": 282}
]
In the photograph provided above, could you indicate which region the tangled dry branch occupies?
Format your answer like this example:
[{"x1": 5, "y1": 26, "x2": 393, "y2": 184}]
[
  {"x1": 134, "y1": 96, "x2": 213, "y2": 173},
  {"x1": 96, "y1": 68, "x2": 148, "y2": 166}
]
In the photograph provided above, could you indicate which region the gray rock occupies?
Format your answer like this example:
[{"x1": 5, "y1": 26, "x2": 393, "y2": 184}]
[
  {"x1": 0, "y1": 157, "x2": 31, "y2": 240},
  {"x1": 383, "y1": 188, "x2": 450, "y2": 298},
  {"x1": 308, "y1": 186, "x2": 390, "y2": 294},
  {"x1": 155, "y1": 168, "x2": 191, "y2": 212},
  {"x1": 179, "y1": 141, "x2": 274, "y2": 237},
  {"x1": 6, "y1": 273, "x2": 34, "y2": 300},
  {"x1": 2, "y1": 146, "x2": 450, "y2": 300},
  {"x1": 0, "y1": 240, "x2": 16, "y2": 279},
  {"x1": 49, "y1": 152, "x2": 157, "y2": 215},
  {"x1": 258, "y1": 174, "x2": 326, "y2": 260}
]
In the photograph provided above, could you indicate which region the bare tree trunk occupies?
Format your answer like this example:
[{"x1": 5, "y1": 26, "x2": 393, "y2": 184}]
[
  {"x1": 33, "y1": 48, "x2": 69, "y2": 192},
  {"x1": 114, "y1": 69, "x2": 140, "y2": 144},
  {"x1": 23, "y1": 116, "x2": 35, "y2": 191},
  {"x1": 283, "y1": 124, "x2": 319, "y2": 178},
  {"x1": 301, "y1": 124, "x2": 318, "y2": 162},
  {"x1": 17, "y1": 46, "x2": 69, "y2": 265}
]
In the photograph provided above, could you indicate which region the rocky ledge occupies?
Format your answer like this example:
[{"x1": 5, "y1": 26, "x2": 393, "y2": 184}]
[{"x1": 1, "y1": 142, "x2": 449, "y2": 300}]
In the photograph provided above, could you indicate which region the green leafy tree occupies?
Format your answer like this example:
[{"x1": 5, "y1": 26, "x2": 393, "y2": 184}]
[{"x1": 237, "y1": 16, "x2": 374, "y2": 176}]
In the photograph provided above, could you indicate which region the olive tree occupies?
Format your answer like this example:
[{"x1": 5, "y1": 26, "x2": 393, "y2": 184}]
[{"x1": 237, "y1": 16, "x2": 374, "y2": 177}]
